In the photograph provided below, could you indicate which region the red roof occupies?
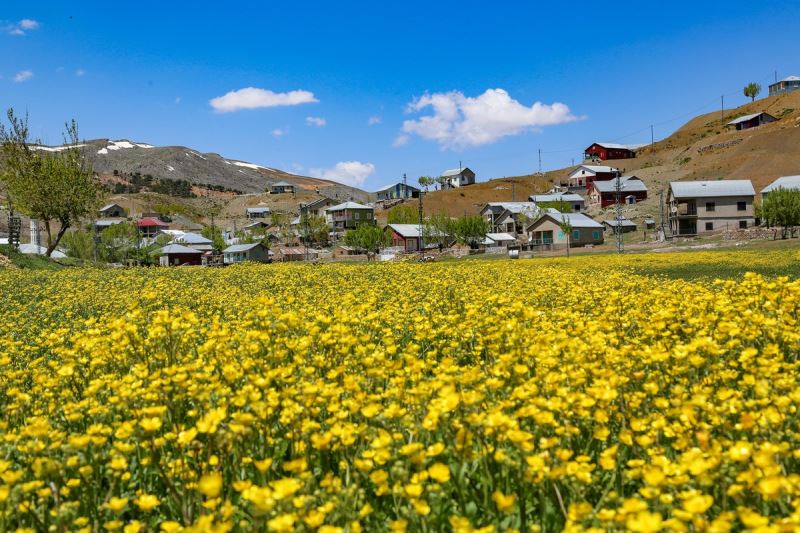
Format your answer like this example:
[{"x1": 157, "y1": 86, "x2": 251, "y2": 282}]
[{"x1": 136, "y1": 217, "x2": 168, "y2": 228}]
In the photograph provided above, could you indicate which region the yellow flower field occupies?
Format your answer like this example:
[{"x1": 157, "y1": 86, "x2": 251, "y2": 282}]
[{"x1": 1, "y1": 250, "x2": 800, "y2": 532}]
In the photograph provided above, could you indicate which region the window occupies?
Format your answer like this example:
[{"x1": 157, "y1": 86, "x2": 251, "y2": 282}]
[
  {"x1": 592, "y1": 230, "x2": 601, "y2": 240},
  {"x1": 705, "y1": 222, "x2": 713, "y2": 231},
  {"x1": 572, "y1": 229, "x2": 581, "y2": 241},
  {"x1": 737, "y1": 201, "x2": 747, "y2": 211},
  {"x1": 706, "y1": 202, "x2": 715, "y2": 212},
  {"x1": 739, "y1": 220, "x2": 748, "y2": 229}
]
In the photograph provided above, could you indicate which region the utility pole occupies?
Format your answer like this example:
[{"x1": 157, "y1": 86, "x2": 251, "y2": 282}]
[
  {"x1": 538, "y1": 149, "x2": 542, "y2": 175},
  {"x1": 659, "y1": 189, "x2": 666, "y2": 239},
  {"x1": 775, "y1": 70, "x2": 778, "y2": 83},
  {"x1": 721, "y1": 95, "x2": 724, "y2": 122},
  {"x1": 650, "y1": 125, "x2": 654, "y2": 147},
  {"x1": 511, "y1": 181, "x2": 516, "y2": 202},
  {"x1": 417, "y1": 189, "x2": 425, "y2": 258},
  {"x1": 615, "y1": 171, "x2": 624, "y2": 253}
]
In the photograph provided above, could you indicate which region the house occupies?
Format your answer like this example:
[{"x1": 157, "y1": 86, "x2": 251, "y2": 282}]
[
  {"x1": 726, "y1": 112, "x2": 777, "y2": 131},
  {"x1": 276, "y1": 247, "x2": 318, "y2": 262},
  {"x1": 384, "y1": 223, "x2": 445, "y2": 252},
  {"x1": 526, "y1": 209, "x2": 604, "y2": 247},
  {"x1": 440, "y1": 167, "x2": 476, "y2": 189},
  {"x1": 299, "y1": 197, "x2": 337, "y2": 218},
  {"x1": 529, "y1": 192, "x2": 585, "y2": 213},
  {"x1": 222, "y1": 243, "x2": 273, "y2": 264},
  {"x1": 761, "y1": 175, "x2": 800, "y2": 199},
  {"x1": 136, "y1": 217, "x2": 169, "y2": 239},
  {"x1": 246, "y1": 207, "x2": 271, "y2": 219},
  {"x1": 480, "y1": 202, "x2": 541, "y2": 235},
  {"x1": 332, "y1": 245, "x2": 363, "y2": 259},
  {"x1": 95, "y1": 219, "x2": 125, "y2": 232},
  {"x1": 584, "y1": 143, "x2": 646, "y2": 161},
  {"x1": 588, "y1": 176, "x2": 648, "y2": 207},
  {"x1": 325, "y1": 201, "x2": 375, "y2": 235},
  {"x1": 668, "y1": 180, "x2": 756, "y2": 235},
  {"x1": 159, "y1": 244, "x2": 203, "y2": 266},
  {"x1": 603, "y1": 218, "x2": 638, "y2": 233},
  {"x1": 768, "y1": 76, "x2": 800, "y2": 97},
  {"x1": 483, "y1": 233, "x2": 516, "y2": 247},
  {"x1": 169, "y1": 232, "x2": 213, "y2": 252},
  {"x1": 270, "y1": 181, "x2": 296, "y2": 194},
  {"x1": 99, "y1": 203, "x2": 126, "y2": 218},
  {"x1": 376, "y1": 182, "x2": 420, "y2": 201},
  {"x1": 242, "y1": 220, "x2": 271, "y2": 233},
  {"x1": 644, "y1": 219, "x2": 656, "y2": 230},
  {"x1": 566, "y1": 165, "x2": 620, "y2": 189}
]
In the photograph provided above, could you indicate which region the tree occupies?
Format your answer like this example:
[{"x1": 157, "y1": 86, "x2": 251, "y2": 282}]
[
  {"x1": 298, "y1": 214, "x2": 329, "y2": 246},
  {"x1": 558, "y1": 215, "x2": 573, "y2": 257},
  {"x1": 418, "y1": 176, "x2": 434, "y2": 189},
  {"x1": 61, "y1": 229, "x2": 95, "y2": 260},
  {"x1": 201, "y1": 225, "x2": 226, "y2": 252},
  {"x1": 743, "y1": 82, "x2": 761, "y2": 102},
  {"x1": 387, "y1": 203, "x2": 418, "y2": 224},
  {"x1": 99, "y1": 221, "x2": 138, "y2": 263},
  {"x1": 759, "y1": 188, "x2": 800, "y2": 239},
  {"x1": 452, "y1": 215, "x2": 489, "y2": 249},
  {"x1": 0, "y1": 110, "x2": 103, "y2": 256},
  {"x1": 343, "y1": 224, "x2": 390, "y2": 260},
  {"x1": 423, "y1": 212, "x2": 455, "y2": 250}
]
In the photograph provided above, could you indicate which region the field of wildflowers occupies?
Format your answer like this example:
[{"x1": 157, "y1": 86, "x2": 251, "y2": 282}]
[{"x1": 1, "y1": 250, "x2": 799, "y2": 532}]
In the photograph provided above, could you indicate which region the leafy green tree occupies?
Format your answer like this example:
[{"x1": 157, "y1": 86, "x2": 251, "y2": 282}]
[
  {"x1": 344, "y1": 224, "x2": 390, "y2": 260},
  {"x1": 298, "y1": 214, "x2": 329, "y2": 246},
  {"x1": 0, "y1": 109, "x2": 103, "y2": 256},
  {"x1": 452, "y1": 215, "x2": 489, "y2": 249},
  {"x1": 99, "y1": 221, "x2": 138, "y2": 263},
  {"x1": 558, "y1": 215, "x2": 573, "y2": 257},
  {"x1": 423, "y1": 212, "x2": 455, "y2": 250},
  {"x1": 201, "y1": 225, "x2": 226, "y2": 252},
  {"x1": 418, "y1": 176, "x2": 434, "y2": 189},
  {"x1": 61, "y1": 229, "x2": 95, "y2": 260},
  {"x1": 743, "y1": 82, "x2": 761, "y2": 102},
  {"x1": 387, "y1": 203, "x2": 419, "y2": 224},
  {"x1": 759, "y1": 188, "x2": 800, "y2": 238}
]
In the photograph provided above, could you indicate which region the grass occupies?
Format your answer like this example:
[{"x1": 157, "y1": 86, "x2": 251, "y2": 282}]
[{"x1": 0, "y1": 245, "x2": 85, "y2": 269}]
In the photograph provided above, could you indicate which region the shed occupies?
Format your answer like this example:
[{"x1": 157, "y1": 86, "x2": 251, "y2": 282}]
[
  {"x1": 99, "y1": 203, "x2": 126, "y2": 218},
  {"x1": 483, "y1": 232, "x2": 516, "y2": 247},
  {"x1": 277, "y1": 247, "x2": 318, "y2": 262},
  {"x1": 726, "y1": 112, "x2": 777, "y2": 131},
  {"x1": 159, "y1": 244, "x2": 202, "y2": 266},
  {"x1": 603, "y1": 218, "x2": 638, "y2": 233}
]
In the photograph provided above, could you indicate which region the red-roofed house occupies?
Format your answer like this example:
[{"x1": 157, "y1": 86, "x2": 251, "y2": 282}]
[{"x1": 136, "y1": 217, "x2": 169, "y2": 239}]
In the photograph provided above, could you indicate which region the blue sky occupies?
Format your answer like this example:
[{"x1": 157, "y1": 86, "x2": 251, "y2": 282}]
[{"x1": 2, "y1": 1, "x2": 799, "y2": 190}]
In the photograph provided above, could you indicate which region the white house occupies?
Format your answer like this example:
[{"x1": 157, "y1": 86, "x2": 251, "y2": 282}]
[
  {"x1": 440, "y1": 167, "x2": 476, "y2": 189},
  {"x1": 761, "y1": 175, "x2": 800, "y2": 199}
]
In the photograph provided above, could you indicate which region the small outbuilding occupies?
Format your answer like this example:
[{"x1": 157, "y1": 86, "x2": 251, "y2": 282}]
[
  {"x1": 603, "y1": 218, "x2": 638, "y2": 233},
  {"x1": 276, "y1": 247, "x2": 318, "y2": 262},
  {"x1": 726, "y1": 112, "x2": 777, "y2": 131},
  {"x1": 483, "y1": 232, "x2": 516, "y2": 247},
  {"x1": 99, "y1": 203, "x2": 126, "y2": 218}
]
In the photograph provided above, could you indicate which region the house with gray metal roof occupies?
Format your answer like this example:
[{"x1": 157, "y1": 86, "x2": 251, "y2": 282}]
[
  {"x1": 589, "y1": 175, "x2": 648, "y2": 207},
  {"x1": 159, "y1": 243, "x2": 203, "y2": 267},
  {"x1": 566, "y1": 165, "x2": 620, "y2": 190},
  {"x1": 270, "y1": 181, "x2": 296, "y2": 194},
  {"x1": 761, "y1": 175, "x2": 800, "y2": 199},
  {"x1": 324, "y1": 201, "x2": 375, "y2": 236},
  {"x1": 668, "y1": 180, "x2": 755, "y2": 235},
  {"x1": 525, "y1": 209, "x2": 604, "y2": 247},
  {"x1": 768, "y1": 76, "x2": 800, "y2": 97},
  {"x1": 440, "y1": 167, "x2": 476, "y2": 189},
  {"x1": 529, "y1": 192, "x2": 586, "y2": 212},
  {"x1": 99, "y1": 203, "x2": 126, "y2": 218},
  {"x1": 222, "y1": 242, "x2": 273, "y2": 264},
  {"x1": 246, "y1": 206, "x2": 271, "y2": 218},
  {"x1": 726, "y1": 112, "x2": 777, "y2": 131},
  {"x1": 479, "y1": 202, "x2": 542, "y2": 235},
  {"x1": 168, "y1": 232, "x2": 213, "y2": 252}
]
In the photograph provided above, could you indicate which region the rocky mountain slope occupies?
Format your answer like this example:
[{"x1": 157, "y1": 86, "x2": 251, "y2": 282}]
[{"x1": 34, "y1": 139, "x2": 370, "y2": 201}]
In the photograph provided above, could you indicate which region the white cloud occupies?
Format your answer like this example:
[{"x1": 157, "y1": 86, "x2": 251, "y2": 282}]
[
  {"x1": 13, "y1": 70, "x2": 33, "y2": 82},
  {"x1": 7, "y1": 19, "x2": 40, "y2": 35},
  {"x1": 392, "y1": 134, "x2": 409, "y2": 147},
  {"x1": 399, "y1": 88, "x2": 578, "y2": 149},
  {"x1": 75, "y1": 68, "x2": 86, "y2": 77},
  {"x1": 310, "y1": 161, "x2": 375, "y2": 187},
  {"x1": 209, "y1": 87, "x2": 318, "y2": 113},
  {"x1": 305, "y1": 116, "x2": 326, "y2": 127},
  {"x1": 175, "y1": 96, "x2": 182, "y2": 104},
  {"x1": 271, "y1": 128, "x2": 285, "y2": 138},
  {"x1": 368, "y1": 115, "x2": 382, "y2": 126}
]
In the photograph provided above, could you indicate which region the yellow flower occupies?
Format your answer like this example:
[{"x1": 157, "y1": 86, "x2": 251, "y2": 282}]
[
  {"x1": 626, "y1": 510, "x2": 663, "y2": 532},
  {"x1": 427, "y1": 463, "x2": 451, "y2": 483},
  {"x1": 683, "y1": 493, "x2": 713, "y2": 514},
  {"x1": 492, "y1": 490, "x2": 516, "y2": 512},
  {"x1": 404, "y1": 483, "x2": 423, "y2": 498},
  {"x1": 139, "y1": 417, "x2": 162, "y2": 433},
  {"x1": 197, "y1": 473, "x2": 223, "y2": 498},
  {"x1": 134, "y1": 494, "x2": 160, "y2": 512},
  {"x1": 105, "y1": 497, "x2": 128, "y2": 512}
]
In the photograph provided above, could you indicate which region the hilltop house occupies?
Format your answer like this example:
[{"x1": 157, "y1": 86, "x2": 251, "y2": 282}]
[
  {"x1": 159, "y1": 244, "x2": 203, "y2": 266},
  {"x1": 526, "y1": 209, "x2": 604, "y2": 247},
  {"x1": 529, "y1": 192, "x2": 585, "y2": 212},
  {"x1": 246, "y1": 207, "x2": 271, "y2": 219},
  {"x1": 566, "y1": 165, "x2": 620, "y2": 190},
  {"x1": 479, "y1": 202, "x2": 541, "y2": 236},
  {"x1": 726, "y1": 112, "x2": 777, "y2": 131},
  {"x1": 270, "y1": 181, "x2": 296, "y2": 194},
  {"x1": 325, "y1": 201, "x2": 375, "y2": 236},
  {"x1": 376, "y1": 182, "x2": 420, "y2": 201},
  {"x1": 299, "y1": 197, "x2": 337, "y2": 218},
  {"x1": 440, "y1": 167, "x2": 476, "y2": 189},
  {"x1": 584, "y1": 143, "x2": 646, "y2": 161},
  {"x1": 223, "y1": 243, "x2": 273, "y2": 264},
  {"x1": 761, "y1": 175, "x2": 800, "y2": 199},
  {"x1": 99, "y1": 203, "x2": 126, "y2": 218},
  {"x1": 588, "y1": 176, "x2": 648, "y2": 207},
  {"x1": 668, "y1": 180, "x2": 755, "y2": 235},
  {"x1": 768, "y1": 76, "x2": 800, "y2": 97}
]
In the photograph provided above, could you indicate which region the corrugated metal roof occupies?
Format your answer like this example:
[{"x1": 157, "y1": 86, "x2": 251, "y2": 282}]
[
  {"x1": 604, "y1": 218, "x2": 637, "y2": 227},
  {"x1": 223, "y1": 243, "x2": 270, "y2": 253},
  {"x1": 529, "y1": 193, "x2": 585, "y2": 203},
  {"x1": 441, "y1": 167, "x2": 472, "y2": 177},
  {"x1": 271, "y1": 181, "x2": 294, "y2": 187},
  {"x1": 170, "y1": 232, "x2": 212, "y2": 245},
  {"x1": 485, "y1": 232, "x2": 515, "y2": 241},
  {"x1": 160, "y1": 244, "x2": 202, "y2": 255},
  {"x1": 726, "y1": 112, "x2": 774, "y2": 125},
  {"x1": 95, "y1": 219, "x2": 124, "y2": 227},
  {"x1": 325, "y1": 201, "x2": 373, "y2": 211},
  {"x1": 99, "y1": 203, "x2": 122, "y2": 212},
  {"x1": 376, "y1": 182, "x2": 420, "y2": 192},
  {"x1": 136, "y1": 217, "x2": 168, "y2": 227},
  {"x1": 774, "y1": 76, "x2": 800, "y2": 83},
  {"x1": 591, "y1": 142, "x2": 647, "y2": 151},
  {"x1": 535, "y1": 209, "x2": 603, "y2": 228},
  {"x1": 575, "y1": 165, "x2": 619, "y2": 174},
  {"x1": 670, "y1": 180, "x2": 755, "y2": 198},
  {"x1": 761, "y1": 175, "x2": 800, "y2": 193},
  {"x1": 246, "y1": 207, "x2": 271, "y2": 213},
  {"x1": 591, "y1": 176, "x2": 648, "y2": 193}
]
